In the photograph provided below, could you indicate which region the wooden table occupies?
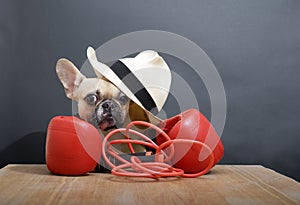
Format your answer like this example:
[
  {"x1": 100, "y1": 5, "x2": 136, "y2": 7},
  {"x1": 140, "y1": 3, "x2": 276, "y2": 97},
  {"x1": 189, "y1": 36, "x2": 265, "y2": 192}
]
[{"x1": 0, "y1": 165, "x2": 299, "y2": 205}]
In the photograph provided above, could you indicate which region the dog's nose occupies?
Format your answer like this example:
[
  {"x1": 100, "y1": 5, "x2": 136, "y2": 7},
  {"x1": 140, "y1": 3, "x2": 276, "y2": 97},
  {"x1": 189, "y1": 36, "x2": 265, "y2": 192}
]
[{"x1": 102, "y1": 101, "x2": 114, "y2": 111}]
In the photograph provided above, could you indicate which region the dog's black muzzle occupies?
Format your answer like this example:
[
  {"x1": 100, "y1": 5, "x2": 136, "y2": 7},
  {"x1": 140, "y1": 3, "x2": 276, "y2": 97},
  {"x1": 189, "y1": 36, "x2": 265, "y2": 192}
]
[{"x1": 96, "y1": 100, "x2": 119, "y2": 131}]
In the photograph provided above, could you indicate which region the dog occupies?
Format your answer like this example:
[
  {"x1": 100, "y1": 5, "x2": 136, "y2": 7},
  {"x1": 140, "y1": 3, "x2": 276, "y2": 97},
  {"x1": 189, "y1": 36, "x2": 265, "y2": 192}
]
[{"x1": 56, "y1": 58, "x2": 148, "y2": 153}]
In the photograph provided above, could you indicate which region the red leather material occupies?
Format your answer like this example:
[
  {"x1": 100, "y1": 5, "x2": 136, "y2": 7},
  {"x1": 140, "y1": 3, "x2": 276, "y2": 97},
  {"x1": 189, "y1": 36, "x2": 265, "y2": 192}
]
[
  {"x1": 46, "y1": 116, "x2": 101, "y2": 176},
  {"x1": 157, "y1": 109, "x2": 224, "y2": 173}
]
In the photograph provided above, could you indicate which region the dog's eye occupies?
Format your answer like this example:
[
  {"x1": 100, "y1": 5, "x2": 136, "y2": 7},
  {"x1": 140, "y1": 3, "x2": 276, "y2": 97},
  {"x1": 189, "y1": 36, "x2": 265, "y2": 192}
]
[
  {"x1": 85, "y1": 94, "x2": 98, "y2": 105},
  {"x1": 119, "y1": 95, "x2": 128, "y2": 105}
]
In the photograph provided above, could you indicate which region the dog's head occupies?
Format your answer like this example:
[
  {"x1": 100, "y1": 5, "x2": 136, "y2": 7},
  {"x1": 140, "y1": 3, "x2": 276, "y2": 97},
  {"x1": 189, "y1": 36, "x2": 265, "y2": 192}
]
[{"x1": 56, "y1": 58, "x2": 133, "y2": 131}]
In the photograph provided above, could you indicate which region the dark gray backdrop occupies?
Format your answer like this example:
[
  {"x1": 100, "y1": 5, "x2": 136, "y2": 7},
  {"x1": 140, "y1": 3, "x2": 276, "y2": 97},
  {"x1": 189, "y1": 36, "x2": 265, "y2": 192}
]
[{"x1": 1, "y1": 0, "x2": 299, "y2": 181}]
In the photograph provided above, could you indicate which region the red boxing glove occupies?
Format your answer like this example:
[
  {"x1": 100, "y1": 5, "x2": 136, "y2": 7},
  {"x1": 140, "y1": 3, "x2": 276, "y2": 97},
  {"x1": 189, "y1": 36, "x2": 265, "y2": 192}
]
[
  {"x1": 46, "y1": 116, "x2": 102, "y2": 176},
  {"x1": 157, "y1": 109, "x2": 224, "y2": 174}
]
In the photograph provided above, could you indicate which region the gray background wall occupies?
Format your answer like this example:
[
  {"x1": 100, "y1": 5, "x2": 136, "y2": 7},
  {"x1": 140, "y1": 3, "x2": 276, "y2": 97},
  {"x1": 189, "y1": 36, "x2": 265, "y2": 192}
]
[{"x1": 0, "y1": 0, "x2": 299, "y2": 181}]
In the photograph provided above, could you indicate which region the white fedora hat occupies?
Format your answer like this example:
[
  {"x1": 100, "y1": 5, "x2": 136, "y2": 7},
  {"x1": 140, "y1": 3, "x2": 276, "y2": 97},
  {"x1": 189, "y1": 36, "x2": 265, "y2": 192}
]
[{"x1": 86, "y1": 46, "x2": 172, "y2": 123}]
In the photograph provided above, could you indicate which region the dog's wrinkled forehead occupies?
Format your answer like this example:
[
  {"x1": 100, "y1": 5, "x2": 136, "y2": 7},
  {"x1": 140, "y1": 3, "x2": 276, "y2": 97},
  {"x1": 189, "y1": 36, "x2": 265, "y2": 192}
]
[{"x1": 76, "y1": 78, "x2": 121, "y2": 100}]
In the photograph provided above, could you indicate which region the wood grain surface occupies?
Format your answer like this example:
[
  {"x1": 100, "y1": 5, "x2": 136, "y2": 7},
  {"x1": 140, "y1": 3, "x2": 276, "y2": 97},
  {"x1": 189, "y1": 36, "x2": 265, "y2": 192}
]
[{"x1": 0, "y1": 165, "x2": 299, "y2": 205}]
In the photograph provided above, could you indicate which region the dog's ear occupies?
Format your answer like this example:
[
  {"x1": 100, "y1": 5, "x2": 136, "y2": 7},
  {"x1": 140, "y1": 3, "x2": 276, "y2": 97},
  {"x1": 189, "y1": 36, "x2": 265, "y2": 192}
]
[
  {"x1": 128, "y1": 101, "x2": 162, "y2": 130},
  {"x1": 128, "y1": 101, "x2": 149, "y2": 130},
  {"x1": 56, "y1": 58, "x2": 85, "y2": 99},
  {"x1": 129, "y1": 101, "x2": 150, "y2": 122}
]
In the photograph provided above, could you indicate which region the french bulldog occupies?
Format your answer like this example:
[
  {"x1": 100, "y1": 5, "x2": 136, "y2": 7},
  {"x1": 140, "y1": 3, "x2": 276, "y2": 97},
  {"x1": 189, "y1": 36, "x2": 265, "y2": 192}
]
[{"x1": 56, "y1": 58, "x2": 148, "y2": 153}]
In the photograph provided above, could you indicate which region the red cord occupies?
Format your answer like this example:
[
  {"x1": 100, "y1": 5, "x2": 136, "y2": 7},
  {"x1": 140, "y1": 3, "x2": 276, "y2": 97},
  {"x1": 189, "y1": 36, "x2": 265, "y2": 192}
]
[{"x1": 102, "y1": 121, "x2": 214, "y2": 178}]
